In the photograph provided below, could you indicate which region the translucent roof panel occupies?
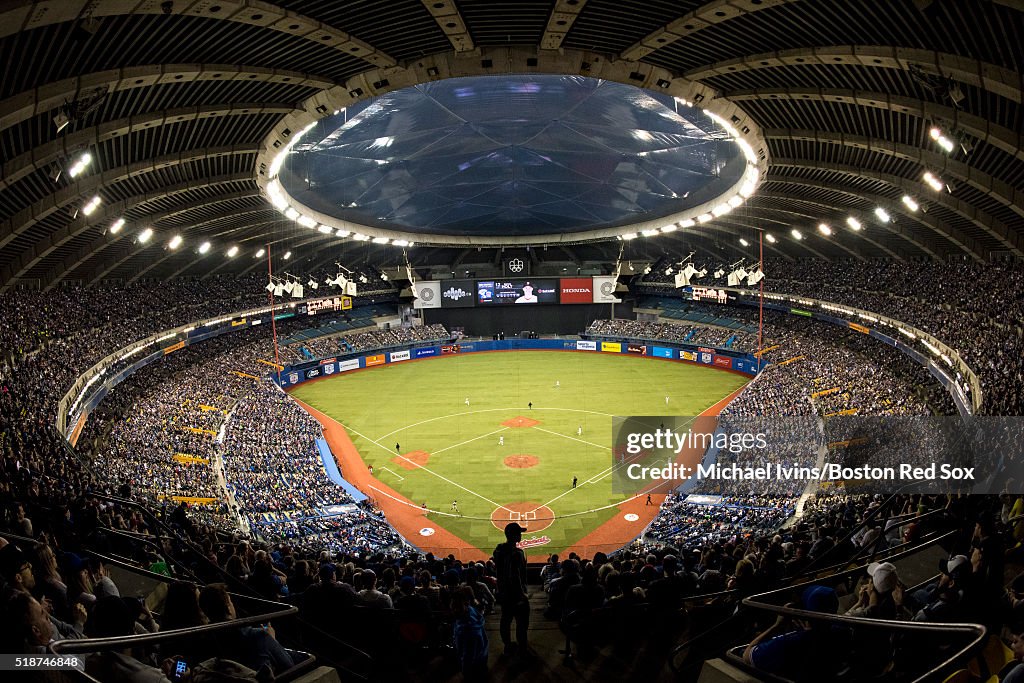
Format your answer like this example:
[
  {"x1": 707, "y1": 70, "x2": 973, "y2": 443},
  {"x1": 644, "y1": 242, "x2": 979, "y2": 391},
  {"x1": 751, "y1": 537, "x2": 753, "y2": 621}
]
[{"x1": 278, "y1": 74, "x2": 745, "y2": 239}]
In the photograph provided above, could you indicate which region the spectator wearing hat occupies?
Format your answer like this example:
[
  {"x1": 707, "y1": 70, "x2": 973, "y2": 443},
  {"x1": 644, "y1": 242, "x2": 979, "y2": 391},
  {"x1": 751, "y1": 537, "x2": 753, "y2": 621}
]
[
  {"x1": 845, "y1": 561, "x2": 910, "y2": 620},
  {"x1": 493, "y1": 522, "x2": 530, "y2": 655},
  {"x1": 907, "y1": 555, "x2": 970, "y2": 622},
  {"x1": 743, "y1": 585, "x2": 851, "y2": 681}
]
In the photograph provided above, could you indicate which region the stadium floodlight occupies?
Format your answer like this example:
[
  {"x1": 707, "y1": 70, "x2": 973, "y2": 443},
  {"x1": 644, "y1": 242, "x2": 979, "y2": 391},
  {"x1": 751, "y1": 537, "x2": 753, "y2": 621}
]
[
  {"x1": 109, "y1": 218, "x2": 125, "y2": 234},
  {"x1": 336, "y1": 229, "x2": 350, "y2": 237},
  {"x1": 929, "y1": 126, "x2": 956, "y2": 153},
  {"x1": 818, "y1": 223, "x2": 832, "y2": 236},
  {"x1": 620, "y1": 233, "x2": 637, "y2": 240},
  {"x1": 739, "y1": 238, "x2": 749, "y2": 247},
  {"x1": 846, "y1": 217, "x2": 862, "y2": 230},
  {"x1": 642, "y1": 229, "x2": 658, "y2": 237},
  {"x1": 283, "y1": 251, "x2": 292, "y2": 259},
  {"x1": 712, "y1": 203, "x2": 732, "y2": 217},
  {"x1": 679, "y1": 218, "x2": 696, "y2": 228},
  {"x1": 199, "y1": 241, "x2": 211, "y2": 254},
  {"x1": 137, "y1": 228, "x2": 153, "y2": 243},
  {"x1": 81, "y1": 195, "x2": 101, "y2": 215},
  {"x1": 902, "y1": 195, "x2": 920, "y2": 211},
  {"x1": 922, "y1": 171, "x2": 944, "y2": 192},
  {"x1": 696, "y1": 213, "x2": 713, "y2": 223},
  {"x1": 352, "y1": 233, "x2": 369, "y2": 241},
  {"x1": 226, "y1": 245, "x2": 239, "y2": 257},
  {"x1": 728, "y1": 195, "x2": 744, "y2": 208},
  {"x1": 255, "y1": 248, "x2": 265, "y2": 258},
  {"x1": 68, "y1": 152, "x2": 92, "y2": 178},
  {"x1": 168, "y1": 234, "x2": 183, "y2": 249},
  {"x1": 372, "y1": 236, "x2": 389, "y2": 244},
  {"x1": 284, "y1": 207, "x2": 300, "y2": 220},
  {"x1": 297, "y1": 214, "x2": 317, "y2": 228},
  {"x1": 660, "y1": 225, "x2": 677, "y2": 233},
  {"x1": 873, "y1": 207, "x2": 891, "y2": 222},
  {"x1": 317, "y1": 225, "x2": 332, "y2": 234},
  {"x1": 791, "y1": 229, "x2": 803, "y2": 240}
]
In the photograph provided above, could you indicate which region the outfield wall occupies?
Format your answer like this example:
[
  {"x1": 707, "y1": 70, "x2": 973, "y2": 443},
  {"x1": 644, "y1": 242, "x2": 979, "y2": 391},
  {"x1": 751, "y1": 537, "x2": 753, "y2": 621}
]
[{"x1": 277, "y1": 337, "x2": 761, "y2": 388}]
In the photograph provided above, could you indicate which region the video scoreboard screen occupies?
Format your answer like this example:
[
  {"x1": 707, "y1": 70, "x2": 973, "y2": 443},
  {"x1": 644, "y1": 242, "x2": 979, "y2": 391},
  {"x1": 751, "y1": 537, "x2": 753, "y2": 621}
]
[
  {"x1": 476, "y1": 279, "x2": 559, "y2": 305},
  {"x1": 413, "y1": 276, "x2": 618, "y2": 309}
]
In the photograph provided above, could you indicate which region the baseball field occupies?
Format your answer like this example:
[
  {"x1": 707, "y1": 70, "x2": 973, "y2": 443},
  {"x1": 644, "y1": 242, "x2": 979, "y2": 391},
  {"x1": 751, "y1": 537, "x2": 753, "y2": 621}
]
[{"x1": 289, "y1": 350, "x2": 748, "y2": 558}]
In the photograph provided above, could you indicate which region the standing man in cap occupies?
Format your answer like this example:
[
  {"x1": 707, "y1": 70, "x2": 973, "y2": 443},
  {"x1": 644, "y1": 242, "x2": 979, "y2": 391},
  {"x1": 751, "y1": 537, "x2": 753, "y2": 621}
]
[{"x1": 493, "y1": 522, "x2": 530, "y2": 656}]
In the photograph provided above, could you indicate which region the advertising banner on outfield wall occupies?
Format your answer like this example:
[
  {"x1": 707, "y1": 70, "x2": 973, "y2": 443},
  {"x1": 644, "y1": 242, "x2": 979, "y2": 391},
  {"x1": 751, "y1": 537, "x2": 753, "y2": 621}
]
[
  {"x1": 339, "y1": 359, "x2": 360, "y2": 372},
  {"x1": 713, "y1": 356, "x2": 732, "y2": 368},
  {"x1": 680, "y1": 350, "x2": 697, "y2": 362},
  {"x1": 414, "y1": 347, "x2": 438, "y2": 358},
  {"x1": 365, "y1": 354, "x2": 385, "y2": 367},
  {"x1": 305, "y1": 367, "x2": 322, "y2": 380},
  {"x1": 699, "y1": 352, "x2": 713, "y2": 364},
  {"x1": 651, "y1": 346, "x2": 674, "y2": 358},
  {"x1": 441, "y1": 344, "x2": 461, "y2": 355},
  {"x1": 592, "y1": 275, "x2": 621, "y2": 303},
  {"x1": 412, "y1": 281, "x2": 441, "y2": 309},
  {"x1": 600, "y1": 341, "x2": 622, "y2": 353},
  {"x1": 322, "y1": 363, "x2": 336, "y2": 375},
  {"x1": 389, "y1": 350, "x2": 410, "y2": 362},
  {"x1": 576, "y1": 340, "x2": 597, "y2": 351},
  {"x1": 627, "y1": 344, "x2": 646, "y2": 354}
]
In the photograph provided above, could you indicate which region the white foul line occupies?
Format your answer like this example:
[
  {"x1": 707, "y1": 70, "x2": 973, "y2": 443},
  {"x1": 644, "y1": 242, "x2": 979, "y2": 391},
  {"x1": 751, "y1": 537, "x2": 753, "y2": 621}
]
[
  {"x1": 380, "y1": 466, "x2": 405, "y2": 481},
  {"x1": 344, "y1": 423, "x2": 514, "y2": 513},
  {"x1": 532, "y1": 426, "x2": 610, "y2": 451}
]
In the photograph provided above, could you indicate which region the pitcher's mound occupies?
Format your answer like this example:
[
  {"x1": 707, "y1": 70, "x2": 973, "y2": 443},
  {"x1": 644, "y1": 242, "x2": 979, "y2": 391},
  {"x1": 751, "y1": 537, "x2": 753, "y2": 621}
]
[
  {"x1": 503, "y1": 454, "x2": 539, "y2": 469},
  {"x1": 491, "y1": 501, "x2": 554, "y2": 532},
  {"x1": 501, "y1": 416, "x2": 540, "y2": 428}
]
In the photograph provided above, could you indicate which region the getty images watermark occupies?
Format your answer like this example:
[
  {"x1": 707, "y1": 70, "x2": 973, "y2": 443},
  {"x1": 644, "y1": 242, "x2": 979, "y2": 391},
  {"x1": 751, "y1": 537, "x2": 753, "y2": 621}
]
[{"x1": 610, "y1": 415, "x2": 1024, "y2": 496}]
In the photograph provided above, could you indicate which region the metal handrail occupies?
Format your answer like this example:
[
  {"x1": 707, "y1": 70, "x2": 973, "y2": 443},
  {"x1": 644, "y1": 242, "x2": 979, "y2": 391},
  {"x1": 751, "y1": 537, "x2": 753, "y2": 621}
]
[
  {"x1": 51, "y1": 599, "x2": 298, "y2": 654},
  {"x1": 729, "y1": 599, "x2": 987, "y2": 683}
]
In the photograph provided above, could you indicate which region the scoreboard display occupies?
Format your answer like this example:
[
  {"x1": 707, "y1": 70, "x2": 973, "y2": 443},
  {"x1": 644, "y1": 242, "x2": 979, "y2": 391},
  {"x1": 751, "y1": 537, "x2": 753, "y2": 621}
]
[{"x1": 476, "y1": 279, "x2": 559, "y2": 305}]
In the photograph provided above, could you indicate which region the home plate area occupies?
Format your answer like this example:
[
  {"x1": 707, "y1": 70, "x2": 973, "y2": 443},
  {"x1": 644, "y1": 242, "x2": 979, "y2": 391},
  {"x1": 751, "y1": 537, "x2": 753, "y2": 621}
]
[
  {"x1": 491, "y1": 501, "x2": 555, "y2": 532},
  {"x1": 392, "y1": 450, "x2": 430, "y2": 470},
  {"x1": 501, "y1": 415, "x2": 540, "y2": 428}
]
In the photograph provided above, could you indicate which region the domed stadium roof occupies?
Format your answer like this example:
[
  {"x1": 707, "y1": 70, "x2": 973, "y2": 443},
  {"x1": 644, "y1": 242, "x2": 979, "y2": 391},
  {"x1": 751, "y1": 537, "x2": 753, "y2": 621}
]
[
  {"x1": 278, "y1": 75, "x2": 744, "y2": 240},
  {"x1": 0, "y1": 0, "x2": 1021, "y2": 287}
]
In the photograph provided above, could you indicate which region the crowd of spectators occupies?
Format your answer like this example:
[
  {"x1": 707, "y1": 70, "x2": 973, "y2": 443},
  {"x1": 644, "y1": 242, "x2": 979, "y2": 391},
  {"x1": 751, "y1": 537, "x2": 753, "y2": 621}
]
[
  {"x1": 637, "y1": 257, "x2": 1023, "y2": 415},
  {"x1": 278, "y1": 323, "x2": 452, "y2": 364},
  {"x1": 587, "y1": 318, "x2": 757, "y2": 352}
]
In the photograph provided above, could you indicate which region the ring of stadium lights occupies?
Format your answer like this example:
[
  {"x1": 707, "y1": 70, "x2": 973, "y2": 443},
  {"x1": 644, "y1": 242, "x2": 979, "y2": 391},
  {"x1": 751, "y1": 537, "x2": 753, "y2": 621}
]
[{"x1": 255, "y1": 47, "x2": 769, "y2": 247}]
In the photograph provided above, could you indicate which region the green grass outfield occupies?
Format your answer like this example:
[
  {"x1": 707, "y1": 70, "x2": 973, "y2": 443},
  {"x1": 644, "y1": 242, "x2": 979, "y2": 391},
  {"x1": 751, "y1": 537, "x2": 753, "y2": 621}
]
[{"x1": 289, "y1": 351, "x2": 748, "y2": 553}]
